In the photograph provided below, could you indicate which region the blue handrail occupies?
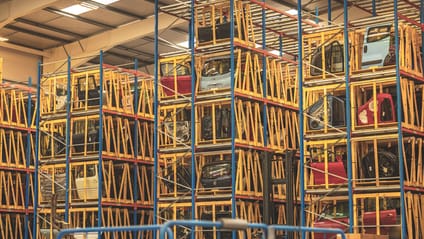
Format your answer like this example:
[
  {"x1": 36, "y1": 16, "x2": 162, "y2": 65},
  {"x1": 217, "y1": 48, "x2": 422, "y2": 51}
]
[{"x1": 56, "y1": 225, "x2": 167, "y2": 239}]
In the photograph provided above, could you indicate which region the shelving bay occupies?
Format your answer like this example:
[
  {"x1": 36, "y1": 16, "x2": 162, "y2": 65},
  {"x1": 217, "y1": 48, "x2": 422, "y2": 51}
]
[
  {"x1": 34, "y1": 61, "x2": 155, "y2": 239},
  {"x1": 155, "y1": 1, "x2": 305, "y2": 238},
  {"x1": 0, "y1": 59, "x2": 37, "y2": 239},
  {"x1": 300, "y1": 1, "x2": 424, "y2": 238}
]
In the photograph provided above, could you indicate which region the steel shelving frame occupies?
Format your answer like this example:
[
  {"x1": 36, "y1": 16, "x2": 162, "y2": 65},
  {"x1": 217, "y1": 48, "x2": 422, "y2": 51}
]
[
  {"x1": 298, "y1": 1, "x2": 424, "y2": 239},
  {"x1": 33, "y1": 55, "x2": 155, "y2": 239},
  {"x1": 0, "y1": 59, "x2": 36, "y2": 239}
]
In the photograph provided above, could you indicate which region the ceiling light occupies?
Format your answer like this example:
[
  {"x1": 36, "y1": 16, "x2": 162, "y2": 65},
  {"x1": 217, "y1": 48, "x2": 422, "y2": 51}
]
[
  {"x1": 62, "y1": 4, "x2": 96, "y2": 15},
  {"x1": 176, "y1": 41, "x2": 189, "y2": 48},
  {"x1": 0, "y1": 37, "x2": 8, "y2": 42},
  {"x1": 286, "y1": 9, "x2": 298, "y2": 15},
  {"x1": 92, "y1": 0, "x2": 119, "y2": 4},
  {"x1": 270, "y1": 50, "x2": 282, "y2": 56}
]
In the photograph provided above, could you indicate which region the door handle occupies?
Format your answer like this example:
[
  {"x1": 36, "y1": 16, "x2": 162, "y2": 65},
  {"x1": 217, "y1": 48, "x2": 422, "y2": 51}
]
[{"x1": 364, "y1": 45, "x2": 368, "y2": 53}]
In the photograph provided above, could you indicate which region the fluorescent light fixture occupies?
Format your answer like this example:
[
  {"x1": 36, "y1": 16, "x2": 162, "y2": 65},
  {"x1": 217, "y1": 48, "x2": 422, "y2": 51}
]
[
  {"x1": 92, "y1": 0, "x2": 119, "y2": 4},
  {"x1": 62, "y1": 4, "x2": 96, "y2": 15},
  {"x1": 270, "y1": 50, "x2": 282, "y2": 56},
  {"x1": 177, "y1": 41, "x2": 189, "y2": 48},
  {"x1": 0, "y1": 37, "x2": 8, "y2": 42},
  {"x1": 286, "y1": 9, "x2": 298, "y2": 15},
  {"x1": 61, "y1": 0, "x2": 119, "y2": 15}
]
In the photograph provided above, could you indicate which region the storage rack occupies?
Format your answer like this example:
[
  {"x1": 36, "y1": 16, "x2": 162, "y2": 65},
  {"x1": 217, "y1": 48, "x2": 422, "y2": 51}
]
[
  {"x1": 33, "y1": 57, "x2": 155, "y2": 239},
  {"x1": 298, "y1": 1, "x2": 424, "y2": 239},
  {"x1": 0, "y1": 58, "x2": 37, "y2": 239},
  {"x1": 156, "y1": 1, "x2": 306, "y2": 238}
]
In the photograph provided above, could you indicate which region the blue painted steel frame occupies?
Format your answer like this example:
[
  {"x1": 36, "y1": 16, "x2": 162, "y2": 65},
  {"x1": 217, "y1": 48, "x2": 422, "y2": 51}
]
[
  {"x1": 296, "y1": 1, "x2": 305, "y2": 239},
  {"x1": 64, "y1": 57, "x2": 71, "y2": 222},
  {"x1": 279, "y1": 35, "x2": 283, "y2": 56},
  {"x1": 421, "y1": 1, "x2": 424, "y2": 73},
  {"x1": 57, "y1": 225, "x2": 166, "y2": 239},
  {"x1": 328, "y1": 0, "x2": 332, "y2": 24},
  {"x1": 372, "y1": 0, "x2": 376, "y2": 17},
  {"x1": 230, "y1": 0, "x2": 236, "y2": 235},
  {"x1": 32, "y1": 61, "x2": 42, "y2": 239},
  {"x1": 132, "y1": 59, "x2": 140, "y2": 238},
  {"x1": 343, "y1": 0, "x2": 353, "y2": 233},
  {"x1": 153, "y1": 0, "x2": 159, "y2": 234},
  {"x1": 394, "y1": 1, "x2": 406, "y2": 238},
  {"x1": 262, "y1": 1, "x2": 268, "y2": 151},
  {"x1": 97, "y1": 51, "x2": 105, "y2": 233},
  {"x1": 189, "y1": 1, "x2": 196, "y2": 238},
  {"x1": 24, "y1": 77, "x2": 32, "y2": 239}
]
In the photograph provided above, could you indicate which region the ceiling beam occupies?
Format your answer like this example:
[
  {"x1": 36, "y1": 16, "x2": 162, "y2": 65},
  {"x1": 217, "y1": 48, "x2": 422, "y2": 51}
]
[
  {"x1": 43, "y1": 13, "x2": 185, "y2": 72},
  {"x1": 0, "y1": 0, "x2": 60, "y2": 28},
  {"x1": 0, "y1": 41, "x2": 50, "y2": 57},
  {"x1": 5, "y1": 24, "x2": 71, "y2": 43},
  {"x1": 14, "y1": 18, "x2": 86, "y2": 38},
  {"x1": 44, "y1": 7, "x2": 115, "y2": 29}
]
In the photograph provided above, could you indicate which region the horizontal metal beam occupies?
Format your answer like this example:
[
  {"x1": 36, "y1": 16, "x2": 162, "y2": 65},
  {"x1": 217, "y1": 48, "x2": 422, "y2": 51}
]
[
  {"x1": 43, "y1": 13, "x2": 184, "y2": 72},
  {"x1": 14, "y1": 18, "x2": 86, "y2": 38},
  {"x1": 5, "y1": 24, "x2": 71, "y2": 43},
  {"x1": 0, "y1": 41, "x2": 50, "y2": 57},
  {"x1": 44, "y1": 7, "x2": 115, "y2": 29},
  {"x1": 0, "y1": 0, "x2": 60, "y2": 28}
]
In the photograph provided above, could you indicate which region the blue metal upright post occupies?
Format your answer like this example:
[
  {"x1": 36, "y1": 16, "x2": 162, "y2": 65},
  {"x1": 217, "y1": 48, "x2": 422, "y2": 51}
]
[
  {"x1": 394, "y1": 1, "x2": 406, "y2": 238},
  {"x1": 153, "y1": 0, "x2": 159, "y2": 234},
  {"x1": 372, "y1": 0, "x2": 376, "y2": 17},
  {"x1": 189, "y1": 1, "x2": 196, "y2": 238},
  {"x1": 279, "y1": 35, "x2": 283, "y2": 57},
  {"x1": 229, "y1": 0, "x2": 236, "y2": 237},
  {"x1": 343, "y1": 0, "x2": 353, "y2": 233},
  {"x1": 315, "y1": 7, "x2": 319, "y2": 24},
  {"x1": 32, "y1": 62, "x2": 42, "y2": 239},
  {"x1": 262, "y1": 0, "x2": 268, "y2": 151},
  {"x1": 328, "y1": 0, "x2": 332, "y2": 24},
  {"x1": 64, "y1": 56, "x2": 71, "y2": 223},
  {"x1": 421, "y1": 1, "x2": 424, "y2": 74},
  {"x1": 97, "y1": 51, "x2": 104, "y2": 234},
  {"x1": 296, "y1": 1, "x2": 305, "y2": 239},
  {"x1": 132, "y1": 59, "x2": 139, "y2": 238},
  {"x1": 24, "y1": 77, "x2": 32, "y2": 239}
]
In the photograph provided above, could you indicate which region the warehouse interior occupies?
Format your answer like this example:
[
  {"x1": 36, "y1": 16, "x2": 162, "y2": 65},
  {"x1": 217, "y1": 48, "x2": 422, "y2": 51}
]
[{"x1": 0, "y1": 0, "x2": 423, "y2": 239}]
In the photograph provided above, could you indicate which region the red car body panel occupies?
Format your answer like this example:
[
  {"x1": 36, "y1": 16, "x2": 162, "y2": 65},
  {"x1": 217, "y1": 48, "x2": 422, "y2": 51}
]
[
  {"x1": 357, "y1": 93, "x2": 395, "y2": 126},
  {"x1": 161, "y1": 75, "x2": 192, "y2": 96},
  {"x1": 310, "y1": 160, "x2": 347, "y2": 185},
  {"x1": 313, "y1": 209, "x2": 397, "y2": 239}
]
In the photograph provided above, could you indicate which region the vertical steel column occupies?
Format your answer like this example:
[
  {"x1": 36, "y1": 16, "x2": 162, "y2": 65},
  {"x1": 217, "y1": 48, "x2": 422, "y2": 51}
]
[
  {"x1": 64, "y1": 56, "x2": 71, "y2": 222},
  {"x1": 279, "y1": 35, "x2": 283, "y2": 56},
  {"x1": 421, "y1": 1, "x2": 424, "y2": 73},
  {"x1": 328, "y1": 0, "x2": 332, "y2": 24},
  {"x1": 132, "y1": 59, "x2": 139, "y2": 238},
  {"x1": 261, "y1": 0, "x2": 269, "y2": 226},
  {"x1": 343, "y1": 0, "x2": 353, "y2": 233},
  {"x1": 262, "y1": 0, "x2": 267, "y2": 144},
  {"x1": 153, "y1": 0, "x2": 159, "y2": 232},
  {"x1": 189, "y1": 0, "x2": 196, "y2": 237},
  {"x1": 372, "y1": 0, "x2": 376, "y2": 17},
  {"x1": 315, "y1": 7, "x2": 319, "y2": 24},
  {"x1": 296, "y1": 1, "x2": 305, "y2": 238},
  {"x1": 32, "y1": 61, "x2": 42, "y2": 239},
  {"x1": 394, "y1": 1, "x2": 406, "y2": 238},
  {"x1": 24, "y1": 77, "x2": 32, "y2": 239},
  {"x1": 97, "y1": 51, "x2": 104, "y2": 232},
  {"x1": 230, "y1": 0, "x2": 236, "y2": 235}
]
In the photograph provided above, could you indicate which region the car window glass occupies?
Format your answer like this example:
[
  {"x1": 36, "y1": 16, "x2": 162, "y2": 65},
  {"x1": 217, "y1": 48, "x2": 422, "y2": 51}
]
[
  {"x1": 367, "y1": 26, "x2": 390, "y2": 43},
  {"x1": 202, "y1": 58, "x2": 231, "y2": 76},
  {"x1": 161, "y1": 63, "x2": 190, "y2": 77}
]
